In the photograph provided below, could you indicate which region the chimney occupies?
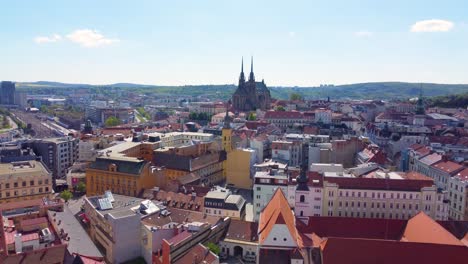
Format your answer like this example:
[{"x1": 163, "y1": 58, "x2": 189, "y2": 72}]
[{"x1": 14, "y1": 233, "x2": 22, "y2": 253}]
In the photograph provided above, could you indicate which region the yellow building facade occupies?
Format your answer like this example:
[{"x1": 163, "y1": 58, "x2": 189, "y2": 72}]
[
  {"x1": 86, "y1": 157, "x2": 164, "y2": 197},
  {"x1": 0, "y1": 161, "x2": 53, "y2": 204},
  {"x1": 226, "y1": 149, "x2": 255, "y2": 189}
]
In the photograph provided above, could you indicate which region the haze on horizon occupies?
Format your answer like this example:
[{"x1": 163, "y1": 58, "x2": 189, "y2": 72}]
[{"x1": 1, "y1": 0, "x2": 468, "y2": 87}]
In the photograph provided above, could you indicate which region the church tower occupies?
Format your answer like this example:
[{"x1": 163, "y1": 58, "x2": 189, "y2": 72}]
[
  {"x1": 248, "y1": 56, "x2": 255, "y2": 82},
  {"x1": 222, "y1": 100, "x2": 233, "y2": 152},
  {"x1": 296, "y1": 143, "x2": 310, "y2": 191},
  {"x1": 222, "y1": 100, "x2": 233, "y2": 178}
]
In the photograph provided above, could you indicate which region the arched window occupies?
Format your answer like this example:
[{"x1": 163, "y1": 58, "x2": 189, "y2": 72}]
[{"x1": 300, "y1": 195, "x2": 305, "y2": 203}]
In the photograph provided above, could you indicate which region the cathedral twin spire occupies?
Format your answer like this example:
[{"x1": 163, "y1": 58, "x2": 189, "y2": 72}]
[{"x1": 239, "y1": 56, "x2": 255, "y2": 83}]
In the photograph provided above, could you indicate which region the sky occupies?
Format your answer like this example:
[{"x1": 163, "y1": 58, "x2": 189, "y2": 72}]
[{"x1": 1, "y1": 0, "x2": 468, "y2": 86}]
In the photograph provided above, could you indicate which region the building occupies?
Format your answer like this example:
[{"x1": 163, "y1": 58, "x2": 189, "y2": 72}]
[
  {"x1": 429, "y1": 160, "x2": 464, "y2": 190},
  {"x1": 257, "y1": 188, "x2": 305, "y2": 264},
  {"x1": 448, "y1": 168, "x2": 468, "y2": 220},
  {"x1": 204, "y1": 187, "x2": 246, "y2": 220},
  {"x1": 226, "y1": 148, "x2": 256, "y2": 190},
  {"x1": 322, "y1": 172, "x2": 449, "y2": 220},
  {"x1": 86, "y1": 156, "x2": 163, "y2": 197},
  {"x1": 0, "y1": 198, "x2": 67, "y2": 264},
  {"x1": 256, "y1": 187, "x2": 467, "y2": 264},
  {"x1": 0, "y1": 161, "x2": 53, "y2": 204},
  {"x1": 0, "y1": 81, "x2": 15, "y2": 105},
  {"x1": 83, "y1": 193, "x2": 148, "y2": 263},
  {"x1": 23, "y1": 137, "x2": 79, "y2": 183},
  {"x1": 314, "y1": 108, "x2": 332, "y2": 124},
  {"x1": 219, "y1": 220, "x2": 258, "y2": 261},
  {"x1": 232, "y1": 58, "x2": 271, "y2": 111},
  {"x1": 264, "y1": 111, "x2": 305, "y2": 131},
  {"x1": 253, "y1": 166, "x2": 293, "y2": 221},
  {"x1": 153, "y1": 141, "x2": 225, "y2": 186}
]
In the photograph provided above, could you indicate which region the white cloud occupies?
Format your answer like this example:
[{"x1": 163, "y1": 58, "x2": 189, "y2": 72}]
[
  {"x1": 34, "y1": 34, "x2": 62, "y2": 44},
  {"x1": 66, "y1": 29, "x2": 119, "y2": 47},
  {"x1": 289, "y1": 31, "x2": 296, "y2": 37},
  {"x1": 410, "y1": 19, "x2": 454, "y2": 32},
  {"x1": 354, "y1": 31, "x2": 373, "y2": 37}
]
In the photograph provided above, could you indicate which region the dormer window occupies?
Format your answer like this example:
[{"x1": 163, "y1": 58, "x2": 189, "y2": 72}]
[{"x1": 109, "y1": 164, "x2": 117, "y2": 172}]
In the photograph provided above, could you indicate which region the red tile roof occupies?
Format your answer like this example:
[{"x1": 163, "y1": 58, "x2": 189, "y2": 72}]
[
  {"x1": 296, "y1": 217, "x2": 406, "y2": 241},
  {"x1": 324, "y1": 176, "x2": 434, "y2": 192},
  {"x1": 402, "y1": 212, "x2": 464, "y2": 246},
  {"x1": 455, "y1": 168, "x2": 468, "y2": 181},
  {"x1": 174, "y1": 243, "x2": 218, "y2": 264},
  {"x1": 432, "y1": 161, "x2": 464, "y2": 174},
  {"x1": 225, "y1": 220, "x2": 258, "y2": 242},
  {"x1": 21, "y1": 217, "x2": 48, "y2": 226},
  {"x1": 320, "y1": 237, "x2": 468, "y2": 264},
  {"x1": 264, "y1": 111, "x2": 303, "y2": 119}
]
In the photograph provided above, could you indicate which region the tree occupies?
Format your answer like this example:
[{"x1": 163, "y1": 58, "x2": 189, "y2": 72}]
[
  {"x1": 2, "y1": 115, "x2": 9, "y2": 128},
  {"x1": 289, "y1": 92, "x2": 303, "y2": 101},
  {"x1": 76, "y1": 182, "x2": 86, "y2": 193},
  {"x1": 275, "y1": 106, "x2": 286, "y2": 111},
  {"x1": 105, "y1": 116, "x2": 121, "y2": 127},
  {"x1": 205, "y1": 242, "x2": 221, "y2": 255},
  {"x1": 248, "y1": 112, "x2": 256, "y2": 121},
  {"x1": 60, "y1": 190, "x2": 73, "y2": 202}
]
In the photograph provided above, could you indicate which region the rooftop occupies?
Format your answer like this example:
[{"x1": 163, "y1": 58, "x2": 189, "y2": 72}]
[
  {"x1": 85, "y1": 194, "x2": 144, "y2": 217},
  {"x1": 0, "y1": 160, "x2": 50, "y2": 177}
]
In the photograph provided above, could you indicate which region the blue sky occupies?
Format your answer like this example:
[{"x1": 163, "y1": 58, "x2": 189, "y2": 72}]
[{"x1": 1, "y1": 0, "x2": 467, "y2": 86}]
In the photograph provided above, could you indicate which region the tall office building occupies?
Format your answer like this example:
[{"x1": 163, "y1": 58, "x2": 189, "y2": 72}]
[{"x1": 0, "y1": 81, "x2": 15, "y2": 105}]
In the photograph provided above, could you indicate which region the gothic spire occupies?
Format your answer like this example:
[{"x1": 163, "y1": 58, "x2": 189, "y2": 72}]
[
  {"x1": 249, "y1": 56, "x2": 255, "y2": 82},
  {"x1": 296, "y1": 143, "x2": 309, "y2": 191},
  {"x1": 239, "y1": 57, "x2": 245, "y2": 84}
]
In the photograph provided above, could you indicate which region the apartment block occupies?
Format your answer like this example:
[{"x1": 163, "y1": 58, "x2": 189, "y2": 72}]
[{"x1": 0, "y1": 161, "x2": 53, "y2": 204}]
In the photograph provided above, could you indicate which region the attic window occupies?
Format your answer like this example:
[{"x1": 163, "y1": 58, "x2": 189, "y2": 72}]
[
  {"x1": 283, "y1": 238, "x2": 287, "y2": 241},
  {"x1": 273, "y1": 237, "x2": 277, "y2": 241}
]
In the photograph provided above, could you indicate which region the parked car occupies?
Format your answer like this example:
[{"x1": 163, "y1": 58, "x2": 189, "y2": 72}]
[{"x1": 243, "y1": 254, "x2": 256, "y2": 263}]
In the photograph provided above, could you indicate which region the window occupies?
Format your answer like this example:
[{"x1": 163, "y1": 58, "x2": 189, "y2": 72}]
[
  {"x1": 30, "y1": 181, "x2": 34, "y2": 186},
  {"x1": 256, "y1": 187, "x2": 261, "y2": 191},
  {"x1": 6, "y1": 183, "x2": 10, "y2": 188},
  {"x1": 22, "y1": 181, "x2": 26, "y2": 187},
  {"x1": 300, "y1": 195, "x2": 305, "y2": 203},
  {"x1": 14, "y1": 182, "x2": 18, "y2": 188}
]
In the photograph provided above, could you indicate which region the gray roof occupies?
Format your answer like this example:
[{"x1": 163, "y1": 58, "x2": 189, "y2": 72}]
[
  {"x1": 48, "y1": 207, "x2": 103, "y2": 258},
  {"x1": 86, "y1": 194, "x2": 144, "y2": 217},
  {"x1": 88, "y1": 157, "x2": 147, "y2": 175}
]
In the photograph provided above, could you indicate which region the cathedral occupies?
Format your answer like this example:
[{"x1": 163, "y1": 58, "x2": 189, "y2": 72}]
[{"x1": 232, "y1": 57, "x2": 271, "y2": 111}]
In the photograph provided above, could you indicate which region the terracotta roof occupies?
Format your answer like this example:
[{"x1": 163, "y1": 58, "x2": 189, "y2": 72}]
[
  {"x1": 21, "y1": 217, "x2": 48, "y2": 226},
  {"x1": 402, "y1": 212, "x2": 464, "y2": 246},
  {"x1": 264, "y1": 111, "x2": 303, "y2": 119},
  {"x1": 402, "y1": 171, "x2": 433, "y2": 180},
  {"x1": 258, "y1": 188, "x2": 300, "y2": 246},
  {"x1": 320, "y1": 237, "x2": 468, "y2": 264},
  {"x1": 225, "y1": 220, "x2": 258, "y2": 242},
  {"x1": 414, "y1": 146, "x2": 431, "y2": 157},
  {"x1": 324, "y1": 176, "x2": 434, "y2": 192},
  {"x1": 174, "y1": 243, "x2": 218, "y2": 264},
  {"x1": 432, "y1": 161, "x2": 464, "y2": 174},
  {"x1": 455, "y1": 168, "x2": 468, "y2": 181},
  {"x1": 296, "y1": 217, "x2": 406, "y2": 241},
  {"x1": 408, "y1": 143, "x2": 424, "y2": 151}
]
